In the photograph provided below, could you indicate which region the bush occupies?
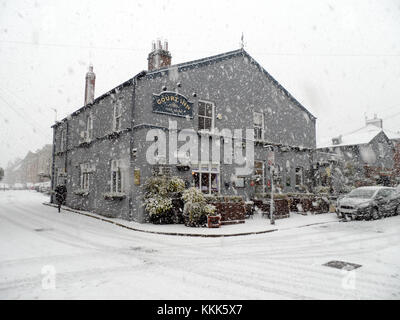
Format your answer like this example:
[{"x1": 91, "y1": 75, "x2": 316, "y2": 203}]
[
  {"x1": 182, "y1": 187, "x2": 216, "y2": 227},
  {"x1": 143, "y1": 176, "x2": 185, "y2": 224},
  {"x1": 144, "y1": 195, "x2": 172, "y2": 216}
]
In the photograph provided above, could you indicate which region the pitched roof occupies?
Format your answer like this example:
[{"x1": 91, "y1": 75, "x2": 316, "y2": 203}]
[
  {"x1": 317, "y1": 124, "x2": 392, "y2": 148},
  {"x1": 146, "y1": 48, "x2": 316, "y2": 120},
  {"x1": 54, "y1": 48, "x2": 316, "y2": 127}
]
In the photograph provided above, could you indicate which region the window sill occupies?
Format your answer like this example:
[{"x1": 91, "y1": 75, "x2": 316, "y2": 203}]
[
  {"x1": 197, "y1": 130, "x2": 220, "y2": 137},
  {"x1": 103, "y1": 192, "x2": 126, "y2": 200},
  {"x1": 78, "y1": 139, "x2": 93, "y2": 147},
  {"x1": 74, "y1": 189, "x2": 89, "y2": 196}
]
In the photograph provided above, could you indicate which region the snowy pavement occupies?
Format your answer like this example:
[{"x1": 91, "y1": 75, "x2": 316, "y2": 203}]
[
  {"x1": 1, "y1": 190, "x2": 400, "y2": 299},
  {"x1": 43, "y1": 201, "x2": 339, "y2": 237}
]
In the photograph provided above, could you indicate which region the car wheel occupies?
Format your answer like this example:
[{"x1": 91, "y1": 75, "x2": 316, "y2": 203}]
[{"x1": 371, "y1": 208, "x2": 380, "y2": 220}]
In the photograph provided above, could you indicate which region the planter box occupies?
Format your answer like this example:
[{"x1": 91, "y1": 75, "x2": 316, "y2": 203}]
[
  {"x1": 245, "y1": 203, "x2": 254, "y2": 217},
  {"x1": 311, "y1": 197, "x2": 330, "y2": 213},
  {"x1": 251, "y1": 198, "x2": 289, "y2": 219},
  {"x1": 289, "y1": 197, "x2": 302, "y2": 212},
  {"x1": 207, "y1": 215, "x2": 221, "y2": 228},
  {"x1": 208, "y1": 201, "x2": 246, "y2": 225}
]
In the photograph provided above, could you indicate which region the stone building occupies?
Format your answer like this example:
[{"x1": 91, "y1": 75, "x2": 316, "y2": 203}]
[
  {"x1": 4, "y1": 144, "x2": 52, "y2": 186},
  {"x1": 51, "y1": 43, "x2": 317, "y2": 222}
]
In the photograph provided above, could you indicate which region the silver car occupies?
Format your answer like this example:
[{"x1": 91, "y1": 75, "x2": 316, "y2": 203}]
[{"x1": 336, "y1": 186, "x2": 396, "y2": 221}]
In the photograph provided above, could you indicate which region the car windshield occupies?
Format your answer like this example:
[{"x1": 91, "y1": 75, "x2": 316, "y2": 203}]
[{"x1": 347, "y1": 189, "x2": 376, "y2": 199}]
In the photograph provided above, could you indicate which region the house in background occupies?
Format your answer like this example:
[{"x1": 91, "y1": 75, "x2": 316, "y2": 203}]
[
  {"x1": 3, "y1": 144, "x2": 52, "y2": 187},
  {"x1": 316, "y1": 115, "x2": 400, "y2": 192}
]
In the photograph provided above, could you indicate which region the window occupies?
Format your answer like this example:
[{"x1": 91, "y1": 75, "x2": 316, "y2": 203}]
[
  {"x1": 253, "y1": 112, "x2": 264, "y2": 141},
  {"x1": 113, "y1": 103, "x2": 122, "y2": 132},
  {"x1": 54, "y1": 167, "x2": 66, "y2": 186},
  {"x1": 198, "y1": 101, "x2": 214, "y2": 132},
  {"x1": 60, "y1": 129, "x2": 66, "y2": 152},
  {"x1": 192, "y1": 162, "x2": 219, "y2": 194},
  {"x1": 111, "y1": 160, "x2": 123, "y2": 193},
  {"x1": 86, "y1": 113, "x2": 93, "y2": 141},
  {"x1": 80, "y1": 163, "x2": 93, "y2": 190},
  {"x1": 295, "y1": 167, "x2": 303, "y2": 186}
]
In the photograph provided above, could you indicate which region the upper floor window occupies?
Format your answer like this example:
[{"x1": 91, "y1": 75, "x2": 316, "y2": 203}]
[
  {"x1": 254, "y1": 112, "x2": 264, "y2": 141},
  {"x1": 60, "y1": 129, "x2": 66, "y2": 152},
  {"x1": 198, "y1": 101, "x2": 214, "y2": 132},
  {"x1": 113, "y1": 103, "x2": 122, "y2": 132},
  {"x1": 80, "y1": 163, "x2": 93, "y2": 190},
  {"x1": 86, "y1": 113, "x2": 93, "y2": 141}
]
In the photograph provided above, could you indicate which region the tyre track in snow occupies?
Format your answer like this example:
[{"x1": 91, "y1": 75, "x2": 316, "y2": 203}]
[{"x1": 1, "y1": 191, "x2": 399, "y2": 299}]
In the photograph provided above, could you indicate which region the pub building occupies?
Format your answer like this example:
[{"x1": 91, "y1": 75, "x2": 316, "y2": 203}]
[{"x1": 51, "y1": 40, "x2": 316, "y2": 222}]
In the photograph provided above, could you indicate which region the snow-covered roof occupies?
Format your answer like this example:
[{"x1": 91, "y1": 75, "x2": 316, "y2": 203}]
[
  {"x1": 385, "y1": 129, "x2": 400, "y2": 141},
  {"x1": 54, "y1": 48, "x2": 316, "y2": 127},
  {"x1": 317, "y1": 124, "x2": 389, "y2": 148}
]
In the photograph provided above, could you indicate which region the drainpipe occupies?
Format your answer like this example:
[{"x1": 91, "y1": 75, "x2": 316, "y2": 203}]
[{"x1": 65, "y1": 121, "x2": 69, "y2": 194}]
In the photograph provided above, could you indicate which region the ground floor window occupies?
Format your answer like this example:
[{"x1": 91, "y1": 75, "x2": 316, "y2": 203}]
[
  {"x1": 80, "y1": 163, "x2": 94, "y2": 190},
  {"x1": 111, "y1": 160, "x2": 123, "y2": 193},
  {"x1": 295, "y1": 167, "x2": 303, "y2": 186},
  {"x1": 54, "y1": 167, "x2": 66, "y2": 186},
  {"x1": 192, "y1": 163, "x2": 219, "y2": 194}
]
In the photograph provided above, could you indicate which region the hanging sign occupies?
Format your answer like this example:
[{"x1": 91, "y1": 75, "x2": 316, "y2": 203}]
[
  {"x1": 152, "y1": 92, "x2": 193, "y2": 118},
  {"x1": 134, "y1": 169, "x2": 140, "y2": 185}
]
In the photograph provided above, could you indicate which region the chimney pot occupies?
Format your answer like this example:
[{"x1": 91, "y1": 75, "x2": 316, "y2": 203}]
[
  {"x1": 148, "y1": 38, "x2": 172, "y2": 71},
  {"x1": 84, "y1": 64, "x2": 95, "y2": 105}
]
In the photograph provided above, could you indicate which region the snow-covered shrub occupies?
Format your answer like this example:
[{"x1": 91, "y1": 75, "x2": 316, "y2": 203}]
[
  {"x1": 144, "y1": 195, "x2": 172, "y2": 216},
  {"x1": 167, "y1": 176, "x2": 185, "y2": 193},
  {"x1": 182, "y1": 187, "x2": 205, "y2": 204},
  {"x1": 182, "y1": 187, "x2": 213, "y2": 227},
  {"x1": 314, "y1": 186, "x2": 330, "y2": 194},
  {"x1": 144, "y1": 176, "x2": 168, "y2": 196},
  {"x1": 204, "y1": 203, "x2": 217, "y2": 216},
  {"x1": 143, "y1": 176, "x2": 185, "y2": 224}
]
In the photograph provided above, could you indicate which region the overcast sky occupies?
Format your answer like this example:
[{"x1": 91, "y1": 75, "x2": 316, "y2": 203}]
[{"x1": 0, "y1": 0, "x2": 399, "y2": 168}]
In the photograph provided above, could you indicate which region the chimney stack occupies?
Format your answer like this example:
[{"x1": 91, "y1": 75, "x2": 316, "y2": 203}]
[
  {"x1": 84, "y1": 64, "x2": 96, "y2": 105},
  {"x1": 365, "y1": 114, "x2": 383, "y2": 128},
  {"x1": 147, "y1": 39, "x2": 172, "y2": 71}
]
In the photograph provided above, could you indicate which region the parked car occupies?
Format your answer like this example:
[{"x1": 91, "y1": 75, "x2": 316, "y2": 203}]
[
  {"x1": 336, "y1": 186, "x2": 396, "y2": 221},
  {"x1": 380, "y1": 185, "x2": 400, "y2": 217}
]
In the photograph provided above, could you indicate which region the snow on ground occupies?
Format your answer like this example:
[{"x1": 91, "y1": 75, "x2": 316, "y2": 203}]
[
  {"x1": 49, "y1": 202, "x2": 339, "y2": 236},
  {"x1": 0, "y1": 190, "x2": 400, "y2": 299}
]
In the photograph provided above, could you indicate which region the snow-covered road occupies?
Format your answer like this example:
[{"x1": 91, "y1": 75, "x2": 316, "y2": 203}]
[{"x1": 0, "y1": 190, "x2": 399, "y2": 299}]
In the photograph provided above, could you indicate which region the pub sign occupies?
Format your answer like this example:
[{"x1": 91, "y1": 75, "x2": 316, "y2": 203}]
[{"x1": 152, "y1": 91, "x2": 193, "y2": 118}]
